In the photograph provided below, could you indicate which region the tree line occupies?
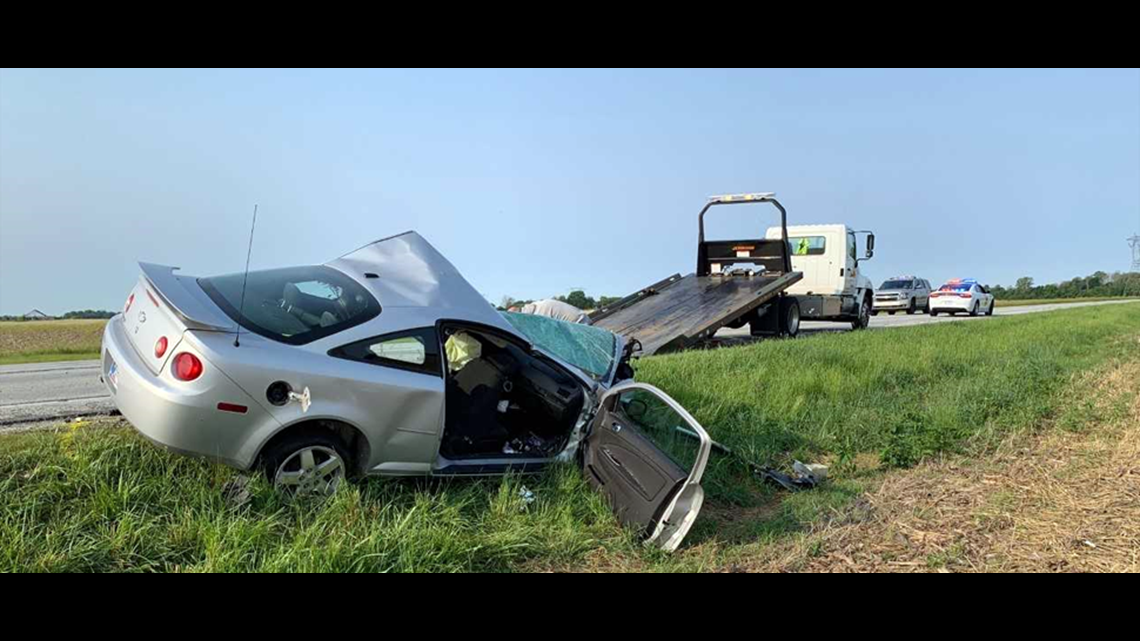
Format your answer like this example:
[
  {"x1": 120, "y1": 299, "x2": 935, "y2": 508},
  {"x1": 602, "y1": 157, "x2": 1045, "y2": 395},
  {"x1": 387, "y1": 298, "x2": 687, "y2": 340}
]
[
  {"x1": 0, "y1": 309, "x2": 117, "y2": 321},
  {"x1": 988, "y1": 271, "x2": 1140, "y2": 300}
]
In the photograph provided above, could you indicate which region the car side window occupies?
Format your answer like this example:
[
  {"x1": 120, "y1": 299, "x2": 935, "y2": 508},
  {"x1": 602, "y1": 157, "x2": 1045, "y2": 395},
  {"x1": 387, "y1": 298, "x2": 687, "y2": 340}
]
[{"x1": 329, "y1": 327, "x2": 442, "y2": 377}]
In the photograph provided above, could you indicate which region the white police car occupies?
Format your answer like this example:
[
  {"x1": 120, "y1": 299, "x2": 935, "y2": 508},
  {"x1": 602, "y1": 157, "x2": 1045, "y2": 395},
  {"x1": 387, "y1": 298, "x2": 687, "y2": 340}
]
[{"x1": 929, "y1": 279, "x2": 995, "y2": 317}]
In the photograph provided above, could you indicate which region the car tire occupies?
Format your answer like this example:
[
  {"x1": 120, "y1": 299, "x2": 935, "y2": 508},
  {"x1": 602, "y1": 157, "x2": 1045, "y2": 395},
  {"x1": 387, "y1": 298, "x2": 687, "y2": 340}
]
[
  {"x1": 969, "y1": 302, "x2": 979, "y2": 317},
  {"x1": 924, "y1": 301, "x2": 931, "y2": 315},
  {"x1": 906, "y1": 298, "x2": 916, "y2": 315},
  {"x1": 930, "y1": 310, "x2": 939, "y2": 317},
  {"x1": 260, "y1": 430, "x2": 352, "y2": 497},
  {"x1": 986, "y1": 300, "x2": 995, "y2": 316},
  {"x1": 780, "y1": 298, "x2": 801, "y2": 338},
  {"x1": 851, "y1": 295, "x2": 871, "y2": 331}
]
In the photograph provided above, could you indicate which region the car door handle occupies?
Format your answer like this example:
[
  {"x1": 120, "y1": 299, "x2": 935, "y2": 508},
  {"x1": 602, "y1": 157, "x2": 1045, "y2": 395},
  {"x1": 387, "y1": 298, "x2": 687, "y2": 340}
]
[{"x1": 602, "y1": 447, "x2": 647, "y2": 496}]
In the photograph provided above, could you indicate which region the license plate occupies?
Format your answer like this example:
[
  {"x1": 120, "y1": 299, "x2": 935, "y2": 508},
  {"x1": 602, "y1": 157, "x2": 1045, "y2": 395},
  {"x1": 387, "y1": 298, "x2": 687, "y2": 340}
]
[{"x1": 107, "y1": 359, "x2": 119, "y2": 391}]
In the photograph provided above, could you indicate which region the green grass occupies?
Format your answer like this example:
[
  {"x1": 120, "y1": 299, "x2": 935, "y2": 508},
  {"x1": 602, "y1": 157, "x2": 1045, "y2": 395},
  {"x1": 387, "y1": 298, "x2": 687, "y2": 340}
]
[
  {"x1": 637, "y1": 303, "x2": 1140, "y2": 472},
  {"x1": 0, "y1": 319, "x2": 105, "y2": 365},
  {"x1": 2, "y1": 305, "x2": 1139, "y2": 572},
  {"x1": 996, "y1": 296, "x2": 1139, "y2": 308}
]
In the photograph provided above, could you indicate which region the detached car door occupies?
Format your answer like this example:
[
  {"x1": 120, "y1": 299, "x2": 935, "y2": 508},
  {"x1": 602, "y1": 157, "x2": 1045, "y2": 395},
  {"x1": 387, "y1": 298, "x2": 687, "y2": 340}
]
[{"x1": 582, "y1": 381, "x2": 711, "y2": 552}]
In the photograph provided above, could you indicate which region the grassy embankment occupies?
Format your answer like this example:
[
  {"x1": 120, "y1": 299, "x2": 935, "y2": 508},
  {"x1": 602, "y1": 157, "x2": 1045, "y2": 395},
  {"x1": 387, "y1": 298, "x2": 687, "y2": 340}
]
[{"x1": 2, "y1": 305, "x2": 1138, "y2": 571}]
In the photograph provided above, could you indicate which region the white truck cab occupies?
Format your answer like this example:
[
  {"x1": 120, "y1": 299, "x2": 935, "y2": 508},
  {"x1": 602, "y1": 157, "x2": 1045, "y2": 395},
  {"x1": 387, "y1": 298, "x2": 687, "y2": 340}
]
[{"x1": 765, "y1": 224, "x2": 876, "y2": 329}]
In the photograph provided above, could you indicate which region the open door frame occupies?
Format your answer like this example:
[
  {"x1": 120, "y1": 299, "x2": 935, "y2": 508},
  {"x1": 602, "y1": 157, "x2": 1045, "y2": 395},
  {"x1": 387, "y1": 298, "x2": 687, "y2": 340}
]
[{"x1": 584, "y1": 381, "x2": 711, "y2": 552}]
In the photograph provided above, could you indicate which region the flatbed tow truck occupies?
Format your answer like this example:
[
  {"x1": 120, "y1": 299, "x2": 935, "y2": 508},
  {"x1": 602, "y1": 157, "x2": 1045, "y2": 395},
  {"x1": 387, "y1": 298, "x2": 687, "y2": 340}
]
[{"x1": 590, "y1": 193, "x2": 805, "y2": 355}]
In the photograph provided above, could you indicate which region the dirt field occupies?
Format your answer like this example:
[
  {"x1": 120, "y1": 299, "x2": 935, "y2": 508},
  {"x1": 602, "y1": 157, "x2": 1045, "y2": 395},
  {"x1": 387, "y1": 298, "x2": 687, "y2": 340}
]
[{"x1": 0, "y1": 320, "x2": 105, "y2": 364}]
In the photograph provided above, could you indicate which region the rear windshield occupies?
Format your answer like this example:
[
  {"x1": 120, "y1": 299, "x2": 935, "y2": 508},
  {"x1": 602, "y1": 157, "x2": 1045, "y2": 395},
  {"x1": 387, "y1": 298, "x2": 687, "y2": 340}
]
[
  {"x1": 939, "y1": 282, "x2": 974, "y2": 292},
  {"x1": 200, "y1": 266, "x2": 379, "y2": 345},
  {"x1": 880, "y1": 280, "x2": 913, "y2": 290}
]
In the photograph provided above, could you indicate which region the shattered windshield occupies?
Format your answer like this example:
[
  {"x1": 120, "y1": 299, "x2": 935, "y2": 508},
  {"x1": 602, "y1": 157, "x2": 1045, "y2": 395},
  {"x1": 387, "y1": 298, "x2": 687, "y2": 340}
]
[{"x1": 501, "y1": 312, "x2": 616, "y2": 381}]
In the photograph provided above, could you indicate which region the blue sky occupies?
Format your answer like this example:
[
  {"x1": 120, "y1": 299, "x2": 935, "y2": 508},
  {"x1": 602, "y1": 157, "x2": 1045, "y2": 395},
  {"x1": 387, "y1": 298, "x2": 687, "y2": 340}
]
[{"x1": 1, "y1": 68, "x2": 1138, "y2": 315}]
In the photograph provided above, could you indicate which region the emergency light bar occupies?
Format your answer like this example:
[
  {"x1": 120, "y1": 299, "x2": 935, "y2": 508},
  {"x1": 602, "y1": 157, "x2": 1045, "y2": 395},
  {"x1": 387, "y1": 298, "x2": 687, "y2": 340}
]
[{"x1": 708, "y1": 192, "x2": 775, "y2": 203}]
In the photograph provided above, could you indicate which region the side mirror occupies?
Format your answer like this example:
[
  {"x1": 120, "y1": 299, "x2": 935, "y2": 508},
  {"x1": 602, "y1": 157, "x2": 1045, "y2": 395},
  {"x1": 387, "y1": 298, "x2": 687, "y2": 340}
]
[
  {"x1": 623, "y1": 398, "x2": 649, "y2": 422},
  {"x1": 865, "y1": 233, "x2": 876, "y2": 259}
]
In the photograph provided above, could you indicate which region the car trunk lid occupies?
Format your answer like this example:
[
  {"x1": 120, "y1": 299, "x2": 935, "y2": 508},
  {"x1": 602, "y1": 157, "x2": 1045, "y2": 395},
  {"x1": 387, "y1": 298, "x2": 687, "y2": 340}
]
[
  {"x1": 125, "y1": 263, "x2": 238, "y2": 375},
  {"x1": 120, "y1": 277, "x2": 187, "y2": 374}
]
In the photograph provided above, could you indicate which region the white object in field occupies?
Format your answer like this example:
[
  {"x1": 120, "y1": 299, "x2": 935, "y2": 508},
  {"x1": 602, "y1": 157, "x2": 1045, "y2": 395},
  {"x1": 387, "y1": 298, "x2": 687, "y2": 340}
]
[
  {"x1": 793, "y1": 461, "x2": 829, "y2": 485},
  {"x1": 519, "y1": 299, "x2": 591, "y2": 324},
  {"x1": 288, "y1": 386, "x2": 312, "y2": 413}
]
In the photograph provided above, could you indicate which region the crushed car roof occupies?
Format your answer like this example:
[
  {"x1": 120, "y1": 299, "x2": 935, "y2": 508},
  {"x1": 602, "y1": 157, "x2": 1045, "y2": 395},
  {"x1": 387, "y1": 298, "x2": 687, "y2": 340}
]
[{"x1": 328, "y1": 231, "x2": 517, "y2": 335}]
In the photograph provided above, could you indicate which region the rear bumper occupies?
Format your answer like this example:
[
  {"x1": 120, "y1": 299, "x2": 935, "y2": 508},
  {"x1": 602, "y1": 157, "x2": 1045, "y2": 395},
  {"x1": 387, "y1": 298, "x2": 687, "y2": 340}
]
[
  {"x1": 929, "y1": 297, "x2": 973, "y2": 312},
  {"x1": 101, "y1": 318, "x2": 276, "y2": 469}
]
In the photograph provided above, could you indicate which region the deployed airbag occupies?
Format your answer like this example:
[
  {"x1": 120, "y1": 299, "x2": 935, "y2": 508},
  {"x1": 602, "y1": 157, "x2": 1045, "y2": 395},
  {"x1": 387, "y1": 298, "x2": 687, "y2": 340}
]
[{"x1": 445, "y1": 331, "x2": 482, "y2": 373}]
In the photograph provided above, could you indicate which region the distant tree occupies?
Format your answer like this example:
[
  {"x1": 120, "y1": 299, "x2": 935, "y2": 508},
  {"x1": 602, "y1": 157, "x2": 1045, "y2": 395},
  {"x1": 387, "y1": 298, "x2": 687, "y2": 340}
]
[
  {"x1": 559, "y1": 290, "x2": 595, "y2": 310},
  {"x1": 498, "y1": 296, "x2": 533, "y2": 311},
  {"x1": 1015, "y1": 277, "x2": 1035, "y2": 292},
  {"x1": 62, "y1": 310, "x2": 116, "y2": 319},
  {"x1": 597, "y1": 295, "x2": 622, "y2": 309}
]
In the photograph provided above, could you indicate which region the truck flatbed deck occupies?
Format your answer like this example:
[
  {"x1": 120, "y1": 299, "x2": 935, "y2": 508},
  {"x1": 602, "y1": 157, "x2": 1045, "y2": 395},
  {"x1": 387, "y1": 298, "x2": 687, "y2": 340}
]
[{"x1": 591, "y1": 270, "x2": 802, "y2": 355}]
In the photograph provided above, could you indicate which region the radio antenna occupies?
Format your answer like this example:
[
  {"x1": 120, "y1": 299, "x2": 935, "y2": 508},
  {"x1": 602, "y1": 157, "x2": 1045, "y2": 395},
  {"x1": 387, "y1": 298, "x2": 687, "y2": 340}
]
[{"x1": 234, "y1": 204, "x2": 258, "y2": 347}]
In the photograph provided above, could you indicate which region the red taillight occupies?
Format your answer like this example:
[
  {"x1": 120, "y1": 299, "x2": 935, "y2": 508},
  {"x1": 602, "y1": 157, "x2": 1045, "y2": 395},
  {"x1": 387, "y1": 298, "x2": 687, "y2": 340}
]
[
  {"x1": 154, "y1": 336, "x2": 168, "y2": 358},
  {"x1": 124, "y1": 293, "x2": 135, "y2": 313},
  {"x1": 172, "y1": 353, "x2": 203, "y2": 381},
  {"x1": 217, "y1": 402, "x2": 248, "y2": 414}
]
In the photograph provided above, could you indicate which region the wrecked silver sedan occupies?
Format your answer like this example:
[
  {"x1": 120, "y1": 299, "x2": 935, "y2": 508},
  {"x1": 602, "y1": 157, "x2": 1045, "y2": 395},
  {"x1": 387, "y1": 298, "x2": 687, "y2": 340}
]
[{"x1": 101, "y1": 232, "x2": 711, "y2": 551}]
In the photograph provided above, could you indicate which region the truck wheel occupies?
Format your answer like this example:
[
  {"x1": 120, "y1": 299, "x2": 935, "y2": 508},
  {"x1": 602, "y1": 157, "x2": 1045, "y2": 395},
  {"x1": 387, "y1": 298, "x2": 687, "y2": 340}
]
[
  {"x1": 781, "y1": 299, "x2": 801, "y2": 338},
  {"x1": 851, "y1": 296, "x2": 871, "y2": 331},
  {"x1": 907, "y1": 298, "x2": 916, "y2": 315}
]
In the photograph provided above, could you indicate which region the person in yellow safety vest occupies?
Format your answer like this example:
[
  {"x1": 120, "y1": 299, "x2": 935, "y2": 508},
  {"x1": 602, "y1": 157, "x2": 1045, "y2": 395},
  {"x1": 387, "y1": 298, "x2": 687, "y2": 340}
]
[{"x1": 507, "y1": 298, "x2": 592, "y2": 324}]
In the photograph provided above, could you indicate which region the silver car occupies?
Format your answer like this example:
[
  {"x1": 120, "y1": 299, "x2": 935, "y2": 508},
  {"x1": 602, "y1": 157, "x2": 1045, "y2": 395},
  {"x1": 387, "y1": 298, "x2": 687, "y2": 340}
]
[
  {"x1": 101, "y1": 232, "x2": 711, "y2": 551},
  {"x1": 872, "y1": 276, "x2": 932, "y2": 315}
]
